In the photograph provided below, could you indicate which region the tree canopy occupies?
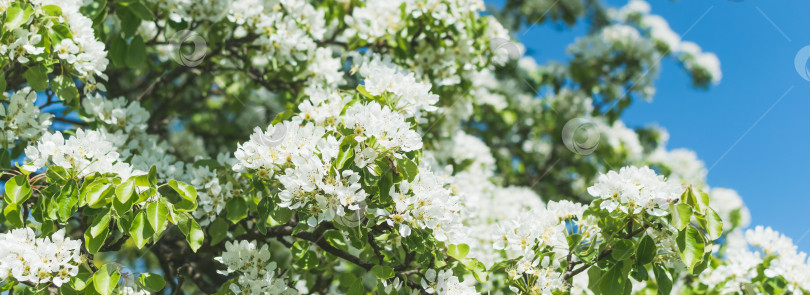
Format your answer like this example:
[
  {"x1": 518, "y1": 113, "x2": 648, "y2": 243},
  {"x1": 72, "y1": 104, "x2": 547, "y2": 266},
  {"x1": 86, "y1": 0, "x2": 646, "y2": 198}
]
[{"x1": 0, "y1": 0, "x2": 807, "y2": 294}]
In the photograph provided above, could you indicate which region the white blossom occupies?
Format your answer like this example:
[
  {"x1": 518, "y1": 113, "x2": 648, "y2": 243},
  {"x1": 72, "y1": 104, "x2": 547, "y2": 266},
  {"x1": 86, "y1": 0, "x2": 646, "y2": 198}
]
[
  {"x1": 588, "y1": 166, "x2": 682, "y2": 216},
  {"x1": 0, "y1": 87, "x2": 53, "y2": 148},
  {"x1": 0, "y1": 228, "x2": 82, "y2": 287},
  {"x1": 215, "y1": 240, "x2": 298, "y2": 295},
  {"x1": 24, "y1": 129, "x2": 137, "y2": 178}
]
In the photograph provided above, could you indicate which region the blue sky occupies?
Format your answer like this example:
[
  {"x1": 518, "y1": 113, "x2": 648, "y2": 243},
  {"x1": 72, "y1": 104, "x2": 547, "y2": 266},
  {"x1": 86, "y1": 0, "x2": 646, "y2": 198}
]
[{"x1": 508, "y1": 0, "x2": 810, "y2": 252}]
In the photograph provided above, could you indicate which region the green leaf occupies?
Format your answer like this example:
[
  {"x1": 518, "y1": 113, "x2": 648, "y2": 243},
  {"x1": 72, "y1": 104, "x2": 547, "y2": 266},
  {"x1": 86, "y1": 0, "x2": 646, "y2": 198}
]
[
  {"x1": 5, "y1": 174, "x2": 32, "y2": 204},
  {"x1": 256, "y1": 196, "x2": 272, "y2": 234},
  {"x1": 447, "y1": 244, "x2": 470, "y2": 260},
  {"x1": 93, "y1": 265, "x2": 120, "y2": 295},
  {"x1": 567, "y1": 233, "x2": 583, "y2": 250},
  {"x1": 116, "y1": 179, "x2": 136, "y2": 204},
  {"x1": 587, "y1": 266, "x2": 604, "y2": 295},
  {"x1": 133, "y1": 175, "x2": 150, "y2": 188},
  {"x1": 3, "y1": 204, "x2": 24, "y2": 228},
  {"x1": 126, "y1": 2, "x2": 155, "y2": 21},
  {"x1": 226, "y1": 197, "x2": 248, "y2": 223},
  {"x1": 291, "y1": 241, "x2": 309, "y2": 259},
  {"x1": 0, "y1": 72, "x2": 6, "y2": 93},
  {"x1": 168, "y1": 180, "x2": 197, "y2": 212},
  {"x1": 84, "y1": 222, "x2": 109, "y2": 254},
  {"x1": 112, "y1": 194, "x2": 134, "y2": 216},
  {"x1": 630, "y1": 264, "x2": 649, "y2": 281},
  {"x1": 682, "y1": 187, "x2": 708, "y2": 213},
  {"x1": 0, "y1": 150, "x2": 9, "y2": 170},
  {"x1": 692, "y1": 251, "x2": 712, "y2": 275},
  {"x1": 109, "y1": 36, "x2": 127, "y2": 67},
  {"x1": 704, "y1": 207, "x2": 723, "y2": 240},
  {"x1": 599, "y1": 263, "x2": 627, "y2": 295},
  {"x1": 610, "y1": 239, "x2": 634, "y2": 261},
  {"x1": 70, "y1": 272, "x2": 93, "y2": 291},
  {"x1": 399, "y1": 157, "x2": 418, "y2": 182},
  {"x1": 356, "y1": 85, "x2": 373, "y2": 99},
  {"x1": 334, "y1": 142, "x2": 354, "y2": 170},
  {"x1": 52, "y1": 75, "x2": 78, "y2": 104},
  {"x1": 83, "y1": 283, "x2": 102, "y2": 295},
  {"x1": 80, "y1": 0, "x2": 107, "y2": 19},
  {"x1": 371, "y1": 265, "x2": 394, "y2": 279},
  {"x1": 636, "y1": 235, "x2": 657, "y2": 265},
  {"x1": 41, "y1": 220, "x2": 56, "y2": 236},
  {"x1": 377, "y1": 170, "x2": 393, "y2": 205},
  {"x1": 83, "y1": 182, "x2": 113, "y2": 209},
  {"x1": 462, "y1": 258, "x2": 488, "y2": 282},
  {"x1": 696, "y1": 189, "x2": 710, "y2": 213},
  {"x1": 23, "y1": 65, "x2": 48, "y2": 92},
  {"x1": 324, "y1": 230, "x2": 348, "y2": 251},
  {"x1": 126, "y1": 35, "x2": 146, "y2": 68},
  {"x1": 270, "y1": 206, "x2": 292, "y2": 224},
  {"x1": 148, "y1": 166, "x2": 157, "y2": 187},
  {"x1": 129, "y1": 211, "x2": 154, "y2": 248},
  {"x1": 145, "y1": 202, "x2": 168, "y2": 233},
  {"x1": 653, "y1": 263, "x2": 672, "y2": 295},
  {"x1": 116, "y1": 5, "x2": 141, "y2": 38},
  {"x1": 296, "y1": 251, "x2": 319, "y2": 270},
  {"x1": 48, "y1": 24, "x2": 72, "y2": 43},
  {"x1": 41, "y1": 5, "x2": 62, "y2": 16},
  {"x1": 346, "y1": 276, "x2": 364, "y2": 295},
  {"x1": 46, "y1": 166, "x2": 70, "y2": 185},
  {"x1": 4, "y1": 4, "x2": 33, "y2": 30},
  {"x1": 90, "y1": 210, "x2": 112, "y2": 238},
  {"x1": 208, "y1": 218, "x2": 229, "y2": 246},
  {"x1": 55, "y1": 182, "x2": 78, "y2": 222},
  {"x1": 138, "y1": 273, "x2": 165, "y2": 292},
  {"x1": 176, "y1": 213, "x2": 204, "y2": 252},
  {"x1": 671, "y1": 203, "x2": 692, "y2": 230},
  {"x1": 676, "y1": 227, "x2": 706, "y2": 272}
]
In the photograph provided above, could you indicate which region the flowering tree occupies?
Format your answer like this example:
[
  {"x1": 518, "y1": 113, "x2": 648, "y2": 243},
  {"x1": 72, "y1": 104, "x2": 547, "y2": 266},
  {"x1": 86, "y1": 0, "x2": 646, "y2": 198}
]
[{"x1": 0, "y1": 0, "x2": 807, "y2": 294}]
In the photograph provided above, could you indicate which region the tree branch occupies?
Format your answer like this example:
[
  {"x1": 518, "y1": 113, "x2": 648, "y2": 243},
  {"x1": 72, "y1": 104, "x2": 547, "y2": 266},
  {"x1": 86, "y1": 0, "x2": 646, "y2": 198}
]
[{"x1": 562, "y1": 223, "x2": 650, "y2": 281}]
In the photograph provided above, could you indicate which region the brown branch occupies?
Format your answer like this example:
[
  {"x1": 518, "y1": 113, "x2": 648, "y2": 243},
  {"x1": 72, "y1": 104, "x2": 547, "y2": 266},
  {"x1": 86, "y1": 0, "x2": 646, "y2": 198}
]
[
  {"x1": 292, "y1": 223, "x2": 374, "y2": 270},
  {"x1": 51, "y1": 117, "x2": 88, "y2": 127},
  {"x1": 99, "y1": 234, "x2": 129, "y2": 252},
  {"x1": 368, "y1": 232, "x2": 384, "y2": 265}
]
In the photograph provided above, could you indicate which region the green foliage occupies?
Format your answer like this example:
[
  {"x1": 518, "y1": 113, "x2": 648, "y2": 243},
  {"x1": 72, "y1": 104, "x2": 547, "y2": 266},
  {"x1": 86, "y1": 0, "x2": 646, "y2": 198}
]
[
  {"x1": 138, "y1": 273, "x2": 165, "y2": 292},
  {"x1": 93, "y1": 265, "x2": 120, "y2": 295}
]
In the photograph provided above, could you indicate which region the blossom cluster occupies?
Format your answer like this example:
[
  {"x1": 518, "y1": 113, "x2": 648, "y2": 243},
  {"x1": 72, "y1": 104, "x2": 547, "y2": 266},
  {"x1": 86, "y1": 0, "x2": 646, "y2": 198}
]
[
  {"x1": 1, "y1": 87, "x2": 53, "y2": 148},
  {"x1": 234, "y1": 62, "x2": 441, "y2": 228},
  {"x1": 610, "y1": 0, "x2": 721, "y2": 83},
  {"x1": 345, "y1": 0, "x2": 512, "y2": 85},
  {"x1": 420, "y1": 269, "x2": 478, "y2": 294},
  {"x1": 82, "y1": 94, "x2": 240, "y2": 225},
  {"x1": 356, "y1": 55, "x2": 439, "y2": 117},
  {"x1": 23, "y1": 129, "x2": 137, "y2": 179},
  {"x1": 383, "y1": 168, "x2": 464, "y2": 241},
  {"x1": 215, "y1": 240, "x2": 297, "y2": 295},
  {"x1": 1, "y1": 0, "x2": 108, "y2": 83},
  {"x1": 587, "y1": 166, "x2": 682, "y2": 216},
  {"x1": 421, "y1": 130, "x2": 597, "y2": 293},
  {"x1": 698, "y1": 226, "x2": 810, "y2": 293},
  {"x1": 0, "y1": 228, "x2": 82, "y2": 287}
]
